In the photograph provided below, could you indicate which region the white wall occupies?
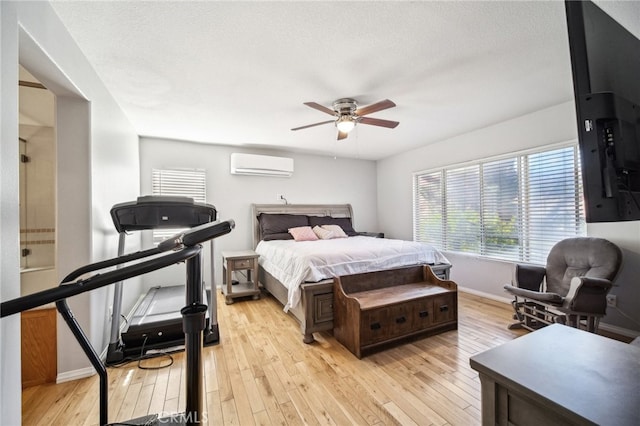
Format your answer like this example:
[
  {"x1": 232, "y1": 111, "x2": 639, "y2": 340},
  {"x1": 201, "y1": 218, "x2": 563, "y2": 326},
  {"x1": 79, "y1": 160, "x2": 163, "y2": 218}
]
[
  {"x1": 1, "y1": 2, "x2": 140, "y2": 422},
  {"x1": 1, "y1": 4, "x2": 22, "y2": 424},
  {"x1": 377, "y1": 101, "x2": 640, "y2": 335},
  {"x1": 138, "y1": 138, "x2": 378, "y2": 291}
]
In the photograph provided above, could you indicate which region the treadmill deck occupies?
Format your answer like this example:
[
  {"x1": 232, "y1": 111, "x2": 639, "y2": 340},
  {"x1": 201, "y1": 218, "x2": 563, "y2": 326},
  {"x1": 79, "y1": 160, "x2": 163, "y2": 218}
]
[{"x1": 122, "y1": 285, "x2": 210, "y2": 352}]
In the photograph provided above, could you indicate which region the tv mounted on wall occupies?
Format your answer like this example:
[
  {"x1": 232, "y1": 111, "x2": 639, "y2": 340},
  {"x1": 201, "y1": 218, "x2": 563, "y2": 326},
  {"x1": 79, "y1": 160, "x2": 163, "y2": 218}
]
[{"x1": 565, "y1": 0, "x2": 640, "y2": 222}]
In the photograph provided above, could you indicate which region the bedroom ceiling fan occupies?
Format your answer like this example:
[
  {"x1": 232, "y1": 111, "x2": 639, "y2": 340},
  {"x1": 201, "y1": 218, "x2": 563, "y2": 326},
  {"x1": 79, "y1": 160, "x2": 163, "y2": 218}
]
[{"x1": 291, "y1": 98, "x2": 399, "y2": 140}]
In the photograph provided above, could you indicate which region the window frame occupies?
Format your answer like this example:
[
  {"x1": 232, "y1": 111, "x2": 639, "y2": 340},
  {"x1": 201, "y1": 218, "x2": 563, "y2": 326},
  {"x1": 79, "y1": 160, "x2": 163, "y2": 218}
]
[{"x1": 413, "y1": 141, "x2": 586, "y2": 264}]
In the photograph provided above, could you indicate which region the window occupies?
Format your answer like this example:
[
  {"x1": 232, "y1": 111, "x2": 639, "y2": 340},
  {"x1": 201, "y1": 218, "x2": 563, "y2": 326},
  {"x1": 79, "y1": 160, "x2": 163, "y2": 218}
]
[
  {"x1": 414, "y1": 144, "x2": 585, "y2": 264},
  {"x1": 151, "y1": 168, "x2": 207, "y2": 242}
]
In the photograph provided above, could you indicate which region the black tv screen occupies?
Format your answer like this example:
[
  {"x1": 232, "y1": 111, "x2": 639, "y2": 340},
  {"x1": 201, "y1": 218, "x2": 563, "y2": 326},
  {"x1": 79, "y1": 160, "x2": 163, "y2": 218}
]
[{"x1": 566, "y1": 0, "x2": 640, "y2": 222}]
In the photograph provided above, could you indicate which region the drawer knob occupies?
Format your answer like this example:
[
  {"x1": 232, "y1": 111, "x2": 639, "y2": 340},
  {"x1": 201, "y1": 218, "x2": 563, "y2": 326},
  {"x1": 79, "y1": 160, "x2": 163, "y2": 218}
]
[
  {"x1": 370, "y1": 322, "x2": 381, "y2": 330},
  {"x1": 440, "y1": 305, "x2": 449, "y2": 312},
  {"x1": 419, "y1": 310, "x2": 429, "y2": 318},
  {"x1": 395, "y1": 316, "x2": 407, "y2": 324}
]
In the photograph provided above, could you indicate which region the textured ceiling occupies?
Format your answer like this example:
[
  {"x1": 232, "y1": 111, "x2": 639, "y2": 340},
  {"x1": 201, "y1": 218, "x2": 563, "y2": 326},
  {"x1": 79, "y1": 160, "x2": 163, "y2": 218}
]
[{"x1": 49, "y1": 1, "x2": 640, "y2": 160}]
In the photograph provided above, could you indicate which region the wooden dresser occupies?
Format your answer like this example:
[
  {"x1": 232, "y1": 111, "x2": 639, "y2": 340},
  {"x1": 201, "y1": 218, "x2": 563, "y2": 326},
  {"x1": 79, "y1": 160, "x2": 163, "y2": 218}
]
[
  {"x1": 470, "y1": 324, "x2": 640, "y2": 425},
  {"x1": 333, "y1": 265, "x2": 458, "y2": 358}
]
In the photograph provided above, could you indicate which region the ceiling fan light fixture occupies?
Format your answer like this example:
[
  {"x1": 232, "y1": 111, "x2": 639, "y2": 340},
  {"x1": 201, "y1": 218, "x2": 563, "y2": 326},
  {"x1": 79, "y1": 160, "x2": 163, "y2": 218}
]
[
  {"x1": 336, "y1": 115, "x2": 355, "y2": 133},
  {"x1": 292, "y1": 98, "x2": 398, "y2": 138}
]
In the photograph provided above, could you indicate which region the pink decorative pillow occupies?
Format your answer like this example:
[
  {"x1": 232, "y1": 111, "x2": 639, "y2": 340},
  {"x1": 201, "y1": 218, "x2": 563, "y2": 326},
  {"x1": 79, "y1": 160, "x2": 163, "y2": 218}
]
[
  {"x1": 313, "y1": 225, "x2": 334, "y2": 240},
  {"x1": 288, "y1": 226, "x2": 318, "y2": 241},
  {"x1": 321, "y1": 224, "x2": 348, "y2": 238}
]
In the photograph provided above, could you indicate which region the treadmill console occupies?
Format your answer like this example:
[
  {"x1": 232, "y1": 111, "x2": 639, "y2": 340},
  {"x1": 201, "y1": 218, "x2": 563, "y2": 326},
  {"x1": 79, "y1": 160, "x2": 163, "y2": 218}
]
[{"x1": 110, "y1": 196, "x2": 217, "y2": 232}]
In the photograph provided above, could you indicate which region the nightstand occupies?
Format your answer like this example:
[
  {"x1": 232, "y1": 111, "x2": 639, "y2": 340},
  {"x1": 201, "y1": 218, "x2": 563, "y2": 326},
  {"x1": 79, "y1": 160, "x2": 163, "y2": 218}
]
[
  {"x1": 357, "y1": 232, "x2": 384, "y2": 238},
  {"x1": 221, "y1": 250, "x2": 260, "y2": 304}
]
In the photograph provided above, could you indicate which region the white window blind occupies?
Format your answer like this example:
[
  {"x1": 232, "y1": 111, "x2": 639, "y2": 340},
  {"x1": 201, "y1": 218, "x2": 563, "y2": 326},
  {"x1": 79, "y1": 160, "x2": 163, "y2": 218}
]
[
  {"x1": 151, "y1": 168, "x2": 207, "y2": 243},
  {"x1": 413, "y1": 144, "x2": 585, "y2": 264},
  {"x1": 152, "y1": 168, "x2": 206, "y2": 202}
]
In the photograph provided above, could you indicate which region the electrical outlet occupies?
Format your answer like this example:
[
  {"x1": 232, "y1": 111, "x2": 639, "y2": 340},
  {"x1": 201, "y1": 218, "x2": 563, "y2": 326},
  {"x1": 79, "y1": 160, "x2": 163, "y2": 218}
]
[{"x1": 606, "y1": 294, "x2": 617, "y2": 307}]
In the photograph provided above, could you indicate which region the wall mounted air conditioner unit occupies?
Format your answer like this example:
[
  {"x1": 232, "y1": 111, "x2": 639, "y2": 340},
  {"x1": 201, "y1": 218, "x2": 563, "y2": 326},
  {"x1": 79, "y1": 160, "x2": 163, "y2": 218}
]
[{"x1": 230, "y1": 153, "x2": 294, "y2": 177}]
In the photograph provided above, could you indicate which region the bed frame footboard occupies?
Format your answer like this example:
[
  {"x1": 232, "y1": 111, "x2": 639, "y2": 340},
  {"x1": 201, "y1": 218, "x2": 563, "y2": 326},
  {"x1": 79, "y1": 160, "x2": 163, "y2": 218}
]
[{"x1": 259, "y1": 266, "x2": 333, "y2": 343}]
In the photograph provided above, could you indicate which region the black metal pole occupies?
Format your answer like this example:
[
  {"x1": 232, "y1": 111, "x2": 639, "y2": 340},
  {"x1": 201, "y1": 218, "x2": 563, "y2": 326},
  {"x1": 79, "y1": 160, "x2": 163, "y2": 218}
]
[
  {"x1": 183, "y1": 251, "x2": 205, "y2": 424},
  {"x1": 56, "y1": 299, "x2": 110, "y2": 425},
  {"x1": 178, "y1": 221, "x2": 235, "y2": 424}
]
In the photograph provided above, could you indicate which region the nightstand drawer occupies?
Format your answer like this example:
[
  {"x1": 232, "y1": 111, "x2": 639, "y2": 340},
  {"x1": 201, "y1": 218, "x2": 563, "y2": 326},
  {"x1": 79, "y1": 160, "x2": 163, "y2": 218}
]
[{"x1": 232, "y1": 258, "x2": 254, "y2": 269}]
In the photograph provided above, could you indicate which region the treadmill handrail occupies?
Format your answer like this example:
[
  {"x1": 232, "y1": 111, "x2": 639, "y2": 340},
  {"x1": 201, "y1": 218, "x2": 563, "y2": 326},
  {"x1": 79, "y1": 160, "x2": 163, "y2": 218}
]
[
  {"x1": 1, "y1": 220, "x2": 235, "y2": 318},
  {"x1": 61, "y1": 246, "x2": 164, "y2": 284},
  {"x1": 158, "y1": 219, "x2": 235, "y2": 251},
  {"x1": 1, "y1": 246, "x2": 200, "y2": 318}
]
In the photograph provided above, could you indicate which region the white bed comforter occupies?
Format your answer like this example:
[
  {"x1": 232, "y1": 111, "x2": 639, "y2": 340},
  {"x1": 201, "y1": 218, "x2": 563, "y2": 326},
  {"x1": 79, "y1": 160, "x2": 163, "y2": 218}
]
[{"x1": 255, "y1": 236, "x2": 450, "y2": 311}]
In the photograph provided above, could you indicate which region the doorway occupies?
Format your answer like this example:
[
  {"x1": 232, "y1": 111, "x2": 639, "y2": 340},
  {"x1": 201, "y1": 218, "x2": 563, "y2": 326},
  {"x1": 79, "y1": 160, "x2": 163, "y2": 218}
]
[{"x1": 18, "y1": 65, "x2": 58, "y2": 388}]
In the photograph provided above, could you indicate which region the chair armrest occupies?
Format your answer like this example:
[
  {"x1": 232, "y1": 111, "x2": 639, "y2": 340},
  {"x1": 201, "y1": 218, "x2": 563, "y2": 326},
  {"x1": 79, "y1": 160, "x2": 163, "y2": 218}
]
[
  {"x1": 564, "y1": 276, "x2": 613, "y2": 315},
  {"x1": 503, "y1": 285, "x2": 564, "y2": 305},
  {"x1": 515, "y1": 264, "x2": 546, "y2": 291}
]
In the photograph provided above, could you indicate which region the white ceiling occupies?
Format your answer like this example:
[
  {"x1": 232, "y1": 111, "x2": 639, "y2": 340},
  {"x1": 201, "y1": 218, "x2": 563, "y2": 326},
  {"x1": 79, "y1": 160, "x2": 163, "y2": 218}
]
[{"x1": 48, "y1": 1, "x2": 640, "y2": 161}]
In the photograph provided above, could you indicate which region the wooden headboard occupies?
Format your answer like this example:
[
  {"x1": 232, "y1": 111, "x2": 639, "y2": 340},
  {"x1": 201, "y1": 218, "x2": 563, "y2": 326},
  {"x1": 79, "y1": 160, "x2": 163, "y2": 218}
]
[{"x1": 251, "y1": 204, "x2": 354, "y2": 248}]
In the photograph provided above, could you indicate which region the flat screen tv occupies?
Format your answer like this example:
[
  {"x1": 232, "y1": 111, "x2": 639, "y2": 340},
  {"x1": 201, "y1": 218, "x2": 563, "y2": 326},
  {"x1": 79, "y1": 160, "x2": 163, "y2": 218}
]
[{"x1": 565, "y1": 0, "x2": 640, "y2": 222}]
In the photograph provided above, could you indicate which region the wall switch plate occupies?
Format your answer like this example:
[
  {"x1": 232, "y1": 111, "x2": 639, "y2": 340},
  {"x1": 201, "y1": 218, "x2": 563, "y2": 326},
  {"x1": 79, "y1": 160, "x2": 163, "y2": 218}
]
[{"x1": 606, "y1": 294, "x2": 617, "y2": 307}]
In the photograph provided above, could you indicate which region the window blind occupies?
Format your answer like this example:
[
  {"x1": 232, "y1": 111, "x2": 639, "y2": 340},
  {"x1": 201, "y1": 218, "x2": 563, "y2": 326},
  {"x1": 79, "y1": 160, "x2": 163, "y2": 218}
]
[
  {"x1": 413, "y1": 144, "x2": 585, "y2": 264},
  {"x1": 151, "y1": 168, "x2": 206, "y2": 202},
  {"x1": 151, "y1": 168, "x2": 207, "y2": 242}
]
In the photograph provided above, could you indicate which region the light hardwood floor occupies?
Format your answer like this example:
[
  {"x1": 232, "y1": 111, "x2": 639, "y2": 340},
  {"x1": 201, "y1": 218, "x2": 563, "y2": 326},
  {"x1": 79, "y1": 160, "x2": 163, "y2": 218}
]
[{"x1": 22, "y1": 290, "x2": 527, "y2": 425}]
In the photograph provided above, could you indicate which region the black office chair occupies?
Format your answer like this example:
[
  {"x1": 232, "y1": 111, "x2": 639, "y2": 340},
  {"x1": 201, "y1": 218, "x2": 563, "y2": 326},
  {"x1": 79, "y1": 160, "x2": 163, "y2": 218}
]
[{"x1": 503, "y1": 237, "x2": 622, "y2": 333}]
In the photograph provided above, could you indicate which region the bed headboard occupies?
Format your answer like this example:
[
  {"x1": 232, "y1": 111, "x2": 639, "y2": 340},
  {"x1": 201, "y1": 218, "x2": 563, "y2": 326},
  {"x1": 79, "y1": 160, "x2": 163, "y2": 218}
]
[{"x1": 251, "y1": 204, "x2": 354, "y2": 248}]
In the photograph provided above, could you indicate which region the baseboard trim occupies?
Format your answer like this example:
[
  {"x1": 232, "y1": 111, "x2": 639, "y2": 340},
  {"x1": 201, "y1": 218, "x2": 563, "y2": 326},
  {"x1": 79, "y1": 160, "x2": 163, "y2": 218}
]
[
  {"x1": 598, "y1": 322, "x2": 640, "y2": 339},
  {"x1": 458, "y1": 286, "x2": 512, "y2": 304},
  {"x1": 458, "y1": 286, "x2": 639, "y2": 339},
  {"x1": 56, "y1": 366, "x2": 95, "y2": 384}
]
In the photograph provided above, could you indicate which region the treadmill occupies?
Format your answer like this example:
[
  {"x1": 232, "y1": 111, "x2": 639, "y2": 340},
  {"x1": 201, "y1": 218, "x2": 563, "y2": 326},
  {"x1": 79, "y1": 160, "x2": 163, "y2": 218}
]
[{"x1": 106, "y1": 195, "x2": 218, "y2": 365}]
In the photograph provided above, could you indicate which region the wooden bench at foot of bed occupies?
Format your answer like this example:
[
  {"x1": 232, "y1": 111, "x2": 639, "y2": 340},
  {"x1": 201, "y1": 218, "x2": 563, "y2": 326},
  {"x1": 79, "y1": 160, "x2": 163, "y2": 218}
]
[
  {"x1": 259, "y1": 263, "x2": 452, "y2": 344},
  {"x1": 333, "y1": 265, "x2": 458, "y2": 358}
]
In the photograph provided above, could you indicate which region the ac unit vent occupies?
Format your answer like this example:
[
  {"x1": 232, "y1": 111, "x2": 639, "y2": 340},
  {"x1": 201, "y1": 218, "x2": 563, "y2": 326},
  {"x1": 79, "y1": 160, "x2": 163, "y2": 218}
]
[{"x1": 230, "y1": 153, "x2": 294, "y2": 177}]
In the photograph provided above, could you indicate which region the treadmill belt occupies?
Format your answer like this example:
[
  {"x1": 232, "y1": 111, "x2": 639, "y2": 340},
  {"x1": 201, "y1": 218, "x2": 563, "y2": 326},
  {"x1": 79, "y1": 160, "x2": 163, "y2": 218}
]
[
  {"x1": 130, "y1": 285, "x2": 185, "y2": 327},
  {"x1": 122, "y1": 285, "x2": 209, "y2": 352}
]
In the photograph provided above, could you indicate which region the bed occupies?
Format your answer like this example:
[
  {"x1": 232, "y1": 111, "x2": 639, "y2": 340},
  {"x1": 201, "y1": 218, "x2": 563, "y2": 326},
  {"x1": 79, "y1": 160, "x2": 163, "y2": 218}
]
[{"x1": 251, "y1": 203, "x2": 452, "y2": 343}]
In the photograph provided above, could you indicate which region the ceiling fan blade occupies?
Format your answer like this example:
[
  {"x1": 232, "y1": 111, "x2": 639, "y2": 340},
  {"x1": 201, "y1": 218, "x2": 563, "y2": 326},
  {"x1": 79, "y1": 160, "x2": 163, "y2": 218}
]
[
  {"x1": 291, "y1": 120, "x2": 334, "y2": 131},
  {"x1": 337, "y1": 130, "x2": 349, "y2": 140},
  {"x1": 304, "y1": 102, "x2": 336, "y2": 116},
  {"x1": 359, "y1": 116, "x2": 400, "y2": 129},
  {"x1": 355, "y1": 99, "x2": 396, "y2": 116}
]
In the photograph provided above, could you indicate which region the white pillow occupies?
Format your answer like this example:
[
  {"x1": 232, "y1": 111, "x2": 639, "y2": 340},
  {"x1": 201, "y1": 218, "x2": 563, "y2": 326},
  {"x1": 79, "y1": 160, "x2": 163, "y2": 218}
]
[
  {"x1": 321, "y1": 224, "x2": 348, "y2": 238},
  {"x1": 312, "y1": 225, "x2": 334, "y2": 240}
]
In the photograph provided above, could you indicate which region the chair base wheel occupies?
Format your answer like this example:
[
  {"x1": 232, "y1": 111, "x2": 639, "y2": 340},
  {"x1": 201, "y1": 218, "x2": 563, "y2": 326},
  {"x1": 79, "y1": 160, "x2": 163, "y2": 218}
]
[{"x1": 508, "y1": 322, "x2": 524, "y2": 330}]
